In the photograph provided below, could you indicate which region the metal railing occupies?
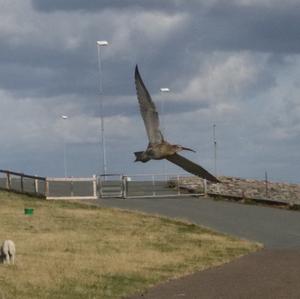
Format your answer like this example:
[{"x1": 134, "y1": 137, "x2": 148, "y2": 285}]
[
  {"x1": 123, "y1": 174, "x2": 205, "y2": 198},
  {"x1": 0, "y1": 170, "x2": 97, "y2": 200},
  {"x1": 98, "y1": 174, "x2": 125, "y2": 198},
  {"x1": 45, "y1": 176, "x2": 97, "y2": 200},
  {"x1": 0, "y1": 169, "x2": 46, "y2": 197},
  {"x1": 0, "y1": 170, "x2": 204, "y2": 200}
]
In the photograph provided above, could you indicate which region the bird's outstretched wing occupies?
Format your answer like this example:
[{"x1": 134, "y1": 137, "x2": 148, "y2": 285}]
[
  {"x1": 135, "y1": 65, "x2": 163, "y2": 144},
  {"x1": 166, "y1": 153, "x2": 220, "y2": 183}
]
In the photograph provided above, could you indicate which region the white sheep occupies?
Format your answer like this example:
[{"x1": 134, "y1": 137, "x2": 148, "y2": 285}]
[{"x1": 0, "y1": 240, "x2": 16, "y2": 265}]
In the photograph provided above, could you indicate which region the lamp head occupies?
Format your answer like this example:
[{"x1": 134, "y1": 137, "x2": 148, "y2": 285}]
[{"x1": 97, "y1": 41, "x2": 109, "y2": 46}]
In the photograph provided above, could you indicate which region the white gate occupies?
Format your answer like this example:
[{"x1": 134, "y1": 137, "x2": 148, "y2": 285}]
[
  {"x1": 44, "y1": 174, "x2": 204, "y2": 200},
  {"x1": 45, "y1": 176, "x2": 97, "y2": 200},
  {"x1": 123, "y1": 174, "x2": 205, "y2": 198},
  {"x1": 98, "y1": 174, "x2": 125, "y2": 198}
]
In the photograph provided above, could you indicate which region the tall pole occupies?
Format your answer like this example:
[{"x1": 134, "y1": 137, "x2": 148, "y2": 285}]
[
  {"x1": 160, "y1": 88, "x2": 170, "y2": 179},
  {"x1": 96, "y1": 41, "x2": 109, "y2": 176},
  {"x1": 265, "y1": 170, "x2": 269, "y2": 198},
  {"x1": 160, "y1": 88, "x2": 170, "y2": 135},
  {"x1": 213, "y1": 124, "x2": 217, "y2": 176},
  {"x1": 61, "y1": 115, "x2": 68, "y2": 177}
]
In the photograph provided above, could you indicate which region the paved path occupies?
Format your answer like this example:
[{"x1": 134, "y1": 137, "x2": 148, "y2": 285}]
[
  {"x1": 98, "y1": 196, "x2": 300, "y2": 249},
  {"x1": 94, "y1": 196, "x2": 300, "y2": 298},
  {"x1": 127, "y1": 249, "x2": 300, "y2": 299}
]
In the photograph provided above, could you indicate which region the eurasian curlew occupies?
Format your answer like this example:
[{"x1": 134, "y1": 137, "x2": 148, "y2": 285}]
[{"x1": 134, "y1": 65, "x2": 219, "y2": 183}]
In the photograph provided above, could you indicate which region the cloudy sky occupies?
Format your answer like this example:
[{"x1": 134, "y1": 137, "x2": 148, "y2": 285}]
[{"x1": 0, "y1": 0, "x2": 299, "y2": 182}]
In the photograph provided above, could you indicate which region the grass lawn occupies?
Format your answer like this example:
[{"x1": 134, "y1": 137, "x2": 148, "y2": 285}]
[{"x1": 0, "y1": 191, "x2": 261, "y2": 299}]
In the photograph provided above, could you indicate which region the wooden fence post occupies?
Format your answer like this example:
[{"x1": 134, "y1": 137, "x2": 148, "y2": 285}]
[
  {"x1": 45, "y1": 179, "x2": 49, "y2": 198},
  {"x1": 20, "y1": 174, "x2": 24, "y2": 193},
  {"x1": 122, "y1": 176, "x2": 127, "y2": 199},
  {"x1": 70, "y1": 179, "x2": 74, "y2": 197},
  {"x1": 34, "y1": 178, "x2": 39, "y2": 194},
  {"x1": 98, "y1": 176, "x2": 102, "y2": 198},
  {"x1": 203, "y1": 179, "x2": 207, "y2": 195},
  {"x1": 92, "y1": 175, "x2": 97, "y2": 199},
  {"x1": 6, "y1": 172, "x2": 11, "y2": 190},
  {"x1": 177, "y1": 175, "x2": 180, "y2": 195},
  {"x1": 152, "y1": 175, "x2": 156, "y2": 197}
]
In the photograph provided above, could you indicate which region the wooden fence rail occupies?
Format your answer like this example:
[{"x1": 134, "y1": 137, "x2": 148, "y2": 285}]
[
  {"x1": 0, "y1": 169, "x2": 46, "y2": 197},
  {"x1": 0, "y1": 170, "x2": 98, "y2": 200},
  {"x1": 45, "y1": 176, "x2": 97, "y2": 200}
]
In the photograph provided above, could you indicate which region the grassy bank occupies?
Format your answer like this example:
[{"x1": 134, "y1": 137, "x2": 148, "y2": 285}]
[{"x1": 0, "y1": 191, "x2": 261, "y2": 299}]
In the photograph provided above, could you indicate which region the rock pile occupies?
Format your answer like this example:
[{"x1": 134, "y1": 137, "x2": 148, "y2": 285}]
[{"x1": 176, "y1": 176, "x2": 300, "y2": 205}]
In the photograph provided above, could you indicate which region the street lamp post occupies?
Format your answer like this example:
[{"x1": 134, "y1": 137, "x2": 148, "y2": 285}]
[
  {"x1": 213, "y1": 123, "x2": 217, "y2": 176},
  {"x1": 159, "y1": 88, "x2": 170, "y2": 136},
  {"x1": 61, "y1": 115, "x2": 68, "y2": 178},
  {"x1": 160, "y1": 88, "x2": 170, "y2": 179},
  {"x1": 96, "y1": 40, "x2": 109, "y2": 176}
]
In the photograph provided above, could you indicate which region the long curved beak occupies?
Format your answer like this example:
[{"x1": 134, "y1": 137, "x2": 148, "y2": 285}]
[{"x1": 182, "y1": 147, "x2": 196, "y2": 153}]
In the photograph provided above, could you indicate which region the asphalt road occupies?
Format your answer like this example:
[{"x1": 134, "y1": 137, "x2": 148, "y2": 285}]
[
  {"x1": 97, "y1": 196, "x2": 300, "y2": 249},
  {"x1": 96, "y1": 195, "x2": 300, "y2": 298},
  {"x1": 127, "y1": 249, "x2": 300, "y2": 299}
]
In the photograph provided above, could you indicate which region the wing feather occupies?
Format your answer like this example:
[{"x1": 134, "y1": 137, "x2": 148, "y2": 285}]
[
  {"x1": 135, "y1": 65, "x2": 163, "y2": 144},
  {"x1": 166, "y1": 153, "x2": 220, "y2": 183}
]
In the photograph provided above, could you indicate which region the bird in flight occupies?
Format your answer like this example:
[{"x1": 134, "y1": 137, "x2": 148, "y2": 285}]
[{"x1": 134, "y1": 65, "x2": 219, "y2": 183}]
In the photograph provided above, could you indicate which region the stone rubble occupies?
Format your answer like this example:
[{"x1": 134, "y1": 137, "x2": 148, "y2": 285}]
[{"x1": 176, "y1": 176, "x2": 300, "y2": 205}]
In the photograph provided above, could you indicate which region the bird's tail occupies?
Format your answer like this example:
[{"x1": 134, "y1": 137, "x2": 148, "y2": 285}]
[
  {"x1": 134, "y1": 151, "x2": 150, "y2": 163},
  {"x1": 134, "y1": 151, "x2": 144, "y2": 161}
]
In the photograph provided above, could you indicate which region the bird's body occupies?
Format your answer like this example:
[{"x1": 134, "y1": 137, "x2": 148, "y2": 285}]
[
  {"x1": 134, "y1": 65, "x2": 219, "y2": 183},
  {"x1": 135, "y1": 141, "x2": 194, "y2": 162}
]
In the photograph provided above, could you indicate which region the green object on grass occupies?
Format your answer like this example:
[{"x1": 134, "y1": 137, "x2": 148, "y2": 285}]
[{"x1": 24, "y1": 208, "x2": 34, "y2": 215}]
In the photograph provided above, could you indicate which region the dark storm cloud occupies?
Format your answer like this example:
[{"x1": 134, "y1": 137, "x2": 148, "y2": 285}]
[
  {"x1": 179, "y1": 2, "x2": 300, "y2": 55},
  {"x1": 100, "y1": 100, "x2": 209, "y2": 119},
  {"x1": 32, "y1": 0, "x2": 300, "y2": 54},
  {"x1": 31, "y1": 0, "x2": 195, "y2": 12},
  {"x1": 5, "y1": 0, "x2": 297, "y2": 104},
  {"x1": 197, "y1": 2, "x2": 300, "y2": 54},
  {"x1": 0, "y1": 40, "x2": 99, "y2": 97},
  {"x1": 0, "y1": 62, "x2": 97, "y2": 99}
]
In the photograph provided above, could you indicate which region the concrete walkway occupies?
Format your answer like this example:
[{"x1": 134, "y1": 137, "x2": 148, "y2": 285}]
[
  {"x1": 98, "y1": 196, "x2": 300, "y2": 249},
  {"x1": 127, "y1": 249, "x2": 300, "y2": 299},
  {"x1": 94, "y1": 196, "x2": 300, "y2": 298}
]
